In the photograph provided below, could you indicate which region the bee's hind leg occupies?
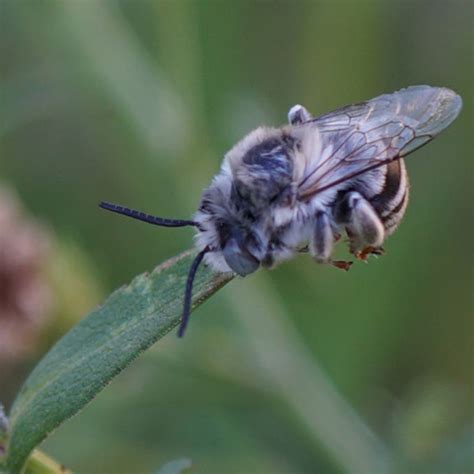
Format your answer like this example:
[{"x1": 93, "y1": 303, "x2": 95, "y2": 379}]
[
  {"x1": 334, "y1": 191, "x2": 385, "y2": 261},
  {"x1": 310, "y1": 211, "x2": 352, "y2": 271}
]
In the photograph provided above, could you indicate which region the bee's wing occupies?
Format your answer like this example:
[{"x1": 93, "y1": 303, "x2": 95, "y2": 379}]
[{"x1": 297, "y1": 86, "x2": 462, "y2": 200}]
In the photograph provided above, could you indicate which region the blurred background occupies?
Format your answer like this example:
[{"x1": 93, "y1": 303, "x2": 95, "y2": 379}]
[{"x1": 0, "y1": 1, "x2": 472, "y2": 473}]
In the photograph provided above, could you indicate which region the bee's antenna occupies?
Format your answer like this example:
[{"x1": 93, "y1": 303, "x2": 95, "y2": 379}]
[
  {"x1": 99, "y1": 201, "x2": 197, "y2": 227},
  {"x1": 177, "y1": 246, "x2": 210, "y2": 338}
]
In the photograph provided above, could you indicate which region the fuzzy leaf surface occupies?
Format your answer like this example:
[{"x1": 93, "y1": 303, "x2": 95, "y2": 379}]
[{"x1": 4, "y1": 251, "x2": 231, "y2": 474}]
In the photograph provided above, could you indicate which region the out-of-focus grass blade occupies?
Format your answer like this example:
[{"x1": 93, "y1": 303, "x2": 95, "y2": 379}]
[{"x1": 3, "y1": 251, "x2": 232, "y2": 474}]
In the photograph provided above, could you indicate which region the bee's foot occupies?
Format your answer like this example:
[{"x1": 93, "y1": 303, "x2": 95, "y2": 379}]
[
  {"x1": 370, "y1": 247, "x2": 385, "y2": 257},
  {"x1": 355, "y1": 246, "x2": 384, "y2": 261},
  {"x1": 332, "y1": 260, "x2": 353, "y2": 271}
]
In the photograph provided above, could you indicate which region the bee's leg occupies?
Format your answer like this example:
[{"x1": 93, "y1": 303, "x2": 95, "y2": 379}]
[
  {"x1": 334, "y1": 191, "x2": 385, "y2": 260},
  {"x1": 310, "y1": 211, "x2": 352, "y2": 271},
  {"x1": 288, "y1": 104, "x2": 312, "y2": 125},
  {"x1": 331, "y1": 260, "x2": 353, "y2": 271}
]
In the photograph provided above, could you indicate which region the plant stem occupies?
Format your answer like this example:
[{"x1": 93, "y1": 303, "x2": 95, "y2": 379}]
[{"x1": 23, "y1": 450, "x2": 72, "y2": 474}]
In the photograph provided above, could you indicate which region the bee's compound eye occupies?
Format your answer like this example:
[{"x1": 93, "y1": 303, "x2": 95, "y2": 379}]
[{"x1": 223, "y1": 238, "x2": 259, "y2": 276}]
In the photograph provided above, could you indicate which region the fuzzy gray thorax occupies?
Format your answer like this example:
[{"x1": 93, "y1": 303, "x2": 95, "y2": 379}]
[{"x1": 194, "y1": 128, "x2": 307, "y2": 275}]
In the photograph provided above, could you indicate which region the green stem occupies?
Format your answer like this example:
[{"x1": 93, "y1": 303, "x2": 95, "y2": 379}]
[{"x1": 23, "y1": 450, "x2": 72, "y2": 474}]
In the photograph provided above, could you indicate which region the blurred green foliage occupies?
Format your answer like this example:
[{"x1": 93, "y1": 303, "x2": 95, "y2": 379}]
[{"x1": 0, "y1": 1, "x2": 472, "y2": 473}]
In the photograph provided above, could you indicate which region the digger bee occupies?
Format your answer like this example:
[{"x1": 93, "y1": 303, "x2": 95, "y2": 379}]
[{"x1": 100, "y1": 85, "x2": 462, "y2": 336}]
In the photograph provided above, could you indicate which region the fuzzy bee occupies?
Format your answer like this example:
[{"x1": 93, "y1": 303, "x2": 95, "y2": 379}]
[{"x1": 100, "y1": 85, "x2": 462, "y2": 336}]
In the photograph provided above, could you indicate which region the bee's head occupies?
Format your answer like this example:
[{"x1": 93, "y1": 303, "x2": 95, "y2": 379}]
[{"x1": 194, "y1": 178, "x2": 263, "y2": 277}]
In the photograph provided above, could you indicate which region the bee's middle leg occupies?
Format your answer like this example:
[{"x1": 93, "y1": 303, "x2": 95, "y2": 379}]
[
  {"x1": 310, "y1": 211, "x2": 352, "y2": 271},
  {"x1": 334, "y1": 191, "x2": 385, "y2": 260}
]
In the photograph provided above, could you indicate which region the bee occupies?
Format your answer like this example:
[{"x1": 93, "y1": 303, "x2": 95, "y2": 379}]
[{"x1": 100, "y1": 85, "x2": 462, "y2": 337}]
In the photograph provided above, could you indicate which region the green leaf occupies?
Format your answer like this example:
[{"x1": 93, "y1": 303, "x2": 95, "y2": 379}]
[
  {"x1": 155, "y1": 458, "x2": 192, "y2": 474},
  {"x1": 3, "y1": 251, "x2": 232, "y2": 474}
]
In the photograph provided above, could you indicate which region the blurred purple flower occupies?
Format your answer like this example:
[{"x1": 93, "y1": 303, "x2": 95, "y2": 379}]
[{"x1": 0, "y1": 187, "x2": 52, "y2": 358}]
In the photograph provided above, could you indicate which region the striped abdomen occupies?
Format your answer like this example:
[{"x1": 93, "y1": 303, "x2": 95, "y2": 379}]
[{"x1": 370, "y1": 159, "x2": 409, "y2": 235}]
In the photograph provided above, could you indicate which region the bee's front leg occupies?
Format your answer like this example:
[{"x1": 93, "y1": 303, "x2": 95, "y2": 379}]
[
  {"x1": 310, "y1": 211, "x2": 352, "y2": 271},
  {"x1": 334, "y1": 191, "x2": 385, "y2": 260}
]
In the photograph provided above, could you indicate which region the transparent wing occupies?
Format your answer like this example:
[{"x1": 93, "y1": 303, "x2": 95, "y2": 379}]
[{"x1": 297, "y1": 86, "x2": 462, "y2": 200}]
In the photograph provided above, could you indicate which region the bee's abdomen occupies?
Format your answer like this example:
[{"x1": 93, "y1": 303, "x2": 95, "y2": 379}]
[{"x1": 370, "y1": 159, "x2": 409, "y2": 235}]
